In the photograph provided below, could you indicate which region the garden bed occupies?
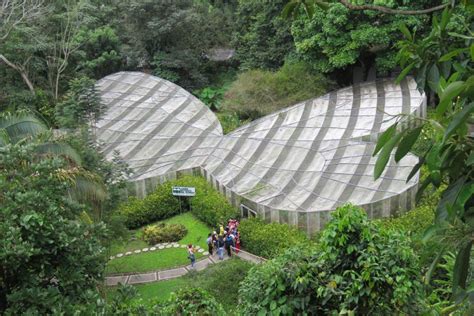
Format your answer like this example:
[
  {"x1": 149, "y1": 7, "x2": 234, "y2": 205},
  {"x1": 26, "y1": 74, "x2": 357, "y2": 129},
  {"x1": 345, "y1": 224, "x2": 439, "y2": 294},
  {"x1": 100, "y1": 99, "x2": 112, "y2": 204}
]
[
  {"x1": 109, "y1": 213, "x2": 211, "y2": 256},
  {"x1": 106, "y1": 213, "x2": 212, "y2": 274}
]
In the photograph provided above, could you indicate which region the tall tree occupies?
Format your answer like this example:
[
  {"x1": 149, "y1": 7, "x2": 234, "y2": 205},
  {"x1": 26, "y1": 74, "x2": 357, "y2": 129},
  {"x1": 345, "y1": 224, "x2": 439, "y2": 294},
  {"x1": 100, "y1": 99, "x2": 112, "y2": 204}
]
[
  {"x1": 233, "y1": 0, "x2": 294, "y2": 70},
  {"x1": 290, "y1": 1, "x2": 439, "y2": 77},
  {"x1": 0, "y1": 141, "x2": 107, "y2": 313},
  {"x1": 46, "y1": 0, "x2": 93, "y2": 100},
  {"x1": 0, "y1": 0, "x2": 46, "y2": 93},
  {"x1": 373, "y1": 6, "x2": 474, "y2": 307}
]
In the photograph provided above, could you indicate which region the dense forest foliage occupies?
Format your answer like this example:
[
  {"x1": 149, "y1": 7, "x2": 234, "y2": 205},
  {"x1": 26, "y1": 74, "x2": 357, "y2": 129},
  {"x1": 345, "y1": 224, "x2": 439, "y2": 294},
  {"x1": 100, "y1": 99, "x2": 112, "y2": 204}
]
[{"x1": 1, "y1": 0, "x2": 473, "y2": 314}]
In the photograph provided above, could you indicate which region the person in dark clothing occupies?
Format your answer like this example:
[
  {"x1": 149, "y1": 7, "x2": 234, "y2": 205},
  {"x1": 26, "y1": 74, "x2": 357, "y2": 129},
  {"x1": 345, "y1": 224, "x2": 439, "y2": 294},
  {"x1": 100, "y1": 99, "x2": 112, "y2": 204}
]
[
  {"x1": 212, "y1": 231, "x2": 218, "y2": 251},
  {"x1": 225, "y1": 234, "x2": 234, "y2": 257},
  {"x1": 206, "y1": 233, "x2": 213, "y2": 255},
  {"x1": 217, "y1": 235, "x2": 225, "y2": 260}
]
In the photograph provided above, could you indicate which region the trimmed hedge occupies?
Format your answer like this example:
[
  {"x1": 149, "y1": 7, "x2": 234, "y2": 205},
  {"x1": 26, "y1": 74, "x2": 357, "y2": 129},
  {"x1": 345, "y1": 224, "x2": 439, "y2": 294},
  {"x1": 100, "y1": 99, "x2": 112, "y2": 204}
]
[
  {"x1": 142, "y1": 223, "x2": 187, "y2": 245},
  {"x1": 119, "y1": 182, "x2": 180, "y2": 229},
  {"x1": 119, "y1": 175, "x2": 237, "y2": 229},
  {"x1": 238, "y1": 218, "x2": 308, "y2": 259},
  {"x1": 378, "y1": 185, "x2": 441, "y2": 236},
  {"x1": 174, "y1": 175, "x2": 238, "y2": 228}
]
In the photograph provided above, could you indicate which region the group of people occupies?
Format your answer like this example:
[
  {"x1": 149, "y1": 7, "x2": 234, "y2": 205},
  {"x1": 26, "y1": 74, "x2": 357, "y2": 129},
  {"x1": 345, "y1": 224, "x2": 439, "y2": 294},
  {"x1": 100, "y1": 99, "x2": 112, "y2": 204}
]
[
  {"x1": 208, "y1": 219, "x2": 241, "y2": 260},
  {"x1": 187, "y1": 219, "x2": 241, "y2": 268}
]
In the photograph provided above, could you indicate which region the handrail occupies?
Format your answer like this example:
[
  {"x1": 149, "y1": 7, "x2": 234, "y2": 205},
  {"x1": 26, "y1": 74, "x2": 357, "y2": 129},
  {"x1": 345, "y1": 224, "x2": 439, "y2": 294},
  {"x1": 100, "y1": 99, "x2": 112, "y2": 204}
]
[{"x1": 230, "y1": 246, "x2": 267, "y2": 263}]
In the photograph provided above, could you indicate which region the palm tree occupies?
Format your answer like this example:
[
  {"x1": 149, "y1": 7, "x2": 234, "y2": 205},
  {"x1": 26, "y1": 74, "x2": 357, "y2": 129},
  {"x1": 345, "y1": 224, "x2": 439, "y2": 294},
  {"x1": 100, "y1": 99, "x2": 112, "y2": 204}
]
[{"x1": 0, "y1": 111, "x2": 107, "y2": 219}]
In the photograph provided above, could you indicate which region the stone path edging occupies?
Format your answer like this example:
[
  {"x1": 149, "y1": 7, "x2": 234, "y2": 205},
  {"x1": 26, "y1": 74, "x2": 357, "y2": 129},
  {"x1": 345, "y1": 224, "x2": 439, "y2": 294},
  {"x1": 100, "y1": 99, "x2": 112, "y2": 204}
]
[{"x1": 108, "y1": 242, "x2": 208, "y2": 261}]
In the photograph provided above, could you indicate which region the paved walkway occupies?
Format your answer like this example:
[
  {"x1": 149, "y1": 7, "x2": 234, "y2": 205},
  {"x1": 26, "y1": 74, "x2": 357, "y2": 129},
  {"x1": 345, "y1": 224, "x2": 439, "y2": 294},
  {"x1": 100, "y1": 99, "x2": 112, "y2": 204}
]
[{"x1": 105, "y1": 247, "x2": 265, "y2": 286}]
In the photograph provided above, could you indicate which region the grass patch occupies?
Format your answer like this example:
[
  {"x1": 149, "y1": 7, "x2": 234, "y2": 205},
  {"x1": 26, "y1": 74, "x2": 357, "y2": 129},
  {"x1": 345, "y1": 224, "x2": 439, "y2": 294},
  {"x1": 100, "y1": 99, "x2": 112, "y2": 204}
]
[
  {"x1": 109, "y1": 238, "x2": 147, "y2": 256},
  {"x1": 111, "y1": 258, "x2": 254, "y2": 312},
  {"x1": 183, "y1": 258, "x2": 253, "y2": 312},
  {"x1": 106, "y1": 213, "x2": 212, "y2": 274},
  {"x1": 105, "y1": 278, "x2": 188, "y2": 303},
  {"x1": 109, "y1": 213, "x2": 212, "y2": 256},
  {"x1": 136, "y1": 278, "x2": 188, "y2": 302},
  {"x1": 162, "y1": 213, "x2": 210, "y2": 249},
  {"x1": 106, "y1": 247, "x2": 204, "y2": 274}
]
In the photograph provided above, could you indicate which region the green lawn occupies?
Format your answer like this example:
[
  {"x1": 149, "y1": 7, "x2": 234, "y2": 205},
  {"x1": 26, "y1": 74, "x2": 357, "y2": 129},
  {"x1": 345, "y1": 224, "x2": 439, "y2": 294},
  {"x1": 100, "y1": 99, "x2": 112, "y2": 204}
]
[
  {"x1": 106, "y1": 278, "x2": 188, "y2": 303},
  {"x1": 106, "y1": 247, "x2": 204, "y2": 274},
  {"x1": 106, "y1": 213, "x2": 211, "y2": 274},
  {"x1": 105, "y1": 258, "x2": 253, "y2": 313},
  {"x1": 138, "y1": 278, "x2": 188, "y2": 302},
  {"x1": 162, "y1": 213, "x2": 210, "y2": 249},
  {"x1": 109, "y1": 212, "x2": 211, "y2": 255}
]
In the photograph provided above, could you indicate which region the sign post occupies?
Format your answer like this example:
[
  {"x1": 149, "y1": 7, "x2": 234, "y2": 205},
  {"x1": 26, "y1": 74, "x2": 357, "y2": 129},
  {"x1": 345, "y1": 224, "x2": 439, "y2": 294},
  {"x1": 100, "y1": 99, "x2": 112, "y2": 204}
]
[
  {"x1": 172, "y1": 186, "x2": 196, "y2": 197},
  {"x1": 172, "y1": 186, "x2": 196, "y2": 214}
]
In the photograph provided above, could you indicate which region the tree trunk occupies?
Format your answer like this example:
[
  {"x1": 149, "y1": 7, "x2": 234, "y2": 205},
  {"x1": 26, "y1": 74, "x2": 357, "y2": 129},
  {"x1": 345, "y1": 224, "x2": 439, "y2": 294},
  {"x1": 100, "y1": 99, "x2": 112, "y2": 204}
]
[
  {"x1": 0, "y1": 54, "x2": 35, "y2": 94},
  {"x1": 20, "y1": 70, "x2": 35, "y2": 93}
]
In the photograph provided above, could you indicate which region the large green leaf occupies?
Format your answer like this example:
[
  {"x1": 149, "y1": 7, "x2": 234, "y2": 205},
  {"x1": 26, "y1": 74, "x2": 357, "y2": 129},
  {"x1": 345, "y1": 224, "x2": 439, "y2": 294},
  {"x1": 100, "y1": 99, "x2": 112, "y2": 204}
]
[
  {"x1": 395, "y1": 125, "x2": 423, "y2": 162},
  {"x1": 416, "y1": 63, "x2": 428, "y2": 93},
  {"x1": 399, "y1": 23, "x2": 412, "y2": 41},
  {"x1": 427, "y1": 65, "x2": 440, "y2": 92},
  {"x1": 302, "y1": 1, "x2": 316, "y2": 18},
  {"x1": 373, "y1": 123, "x2": 398, "y2": 156},
  {"x1": 453, "y1": 240, "x2": 473, "y2": 294},
  {"x1": 416, "y1": 175, "x2": 433, "y2": 202},
  {"x1": 439, "y1": 61, "x2": 452, "y2": 80},
  {"x1": 467, "y1": 152, "x2": 474, "y2": 166},
  {"x1": 396, "y1": 63, "x2": 415, "y2": 83},
  {"x1": 448, "y1": 32, "x2": 474, "y2": 40},
  {"x1": 439, "y1": 48, "x2": 467, "y2": 62},
  {"x1": 424, "y1": 244, "x2": 447, "y2": 285},
  {"x1": 426, "y1": 143, "x2": 442, "y2": 171},
  {"x1": 443, "y1": 102, "x2": 474, "y2": 142},
  {"x1": 436, "y1": 177, "x2": 468, "y2": 223},
  {"x1": 407, "y1": 157, "x2": 424, "y2": 182},
  {"x1": 436, "y1": 81, "x2": 466, "y2": 116},
  {"x1": 463, "y1": 75, "x2": 474, "y2": 100},
  {"x1": 374, "y1": 131, "x2": 404, "y2": 180},
  {"x1": 455, "y1": 182, "x2": 474, "y2": 219},
  {"x1": 440, "y1": 8, "x2": 451, "y2": 31}
]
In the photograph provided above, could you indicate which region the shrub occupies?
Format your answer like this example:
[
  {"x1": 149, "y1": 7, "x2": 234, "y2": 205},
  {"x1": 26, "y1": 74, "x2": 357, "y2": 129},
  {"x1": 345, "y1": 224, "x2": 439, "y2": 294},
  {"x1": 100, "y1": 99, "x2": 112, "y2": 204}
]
[
  {"x1": 222, "y1": 61, "x2": 332, "y2": 120},
  {"x1": 238, "y1": 218, "x2": 308, "y2": 259},
  {"x1": 158, "y1": 288, "x2": 225, "y2": 315},
  {"x1": 185, "y1": 259, "x2": 253, "y2": 312},
  {"x1": 238, "y1": 204, "x2": 424, "y2": 315},
  {"x1": 216, "y1": 112, "x2": 249, "y2": 134},
  {"x1": 378, "y1": 184, "x2": 443, "y2": 267},
  {"x1": 119, "y1": 183, "x2": 180, "y2": 229},
  {"x1": 55, "y1": 77, "x2": 105, "y2": 128},
  {"x1": 142, "y1": 223, "x2": 187, "y2": 245},
  {"x1": 194, "y1": 86, "x2": 225, "y2": 112},
  {"x1": 174, "y1": 175, "x2": 238, "y2": 228},
  {"x1": 379, "y1": 182, "x2": 441, "y2": 236},
  {"x1": 1, "y1": 144, "x2": 107, "y2": 314},
  {"x1": 119, "y1": 175, "x2": 237, "y2": 229}
]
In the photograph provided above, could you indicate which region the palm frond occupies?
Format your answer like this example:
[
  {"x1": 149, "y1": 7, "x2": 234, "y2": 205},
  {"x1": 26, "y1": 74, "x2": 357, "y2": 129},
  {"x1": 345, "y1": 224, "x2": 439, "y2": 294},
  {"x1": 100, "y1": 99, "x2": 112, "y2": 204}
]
[
  {"x1": 67, "y1": 176, "x2": 108, "y2": 205},
  {"x1": 281, "y1": 0, "x2": 328, "y2": 19},
  {"x1": 35, "y1": 142, "x2": 83, "y2": 166},
  {"x1": 78, "y1": 211, "x2": 94, "y2": 225},
  {"x1": 282, "y1": 1, "x2": 298, "y2": 19},
  {"x1": 0, "y1": 113, "x2": 47, "y2": 144}
]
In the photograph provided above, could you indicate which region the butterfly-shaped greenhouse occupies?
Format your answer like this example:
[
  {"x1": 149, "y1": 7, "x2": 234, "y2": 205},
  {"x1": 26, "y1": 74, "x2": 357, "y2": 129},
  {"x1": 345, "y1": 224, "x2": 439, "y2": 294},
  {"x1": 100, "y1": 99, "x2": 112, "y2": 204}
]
[{"x1": 96, "y1": 72, "x2": 426, "y2": 234}]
